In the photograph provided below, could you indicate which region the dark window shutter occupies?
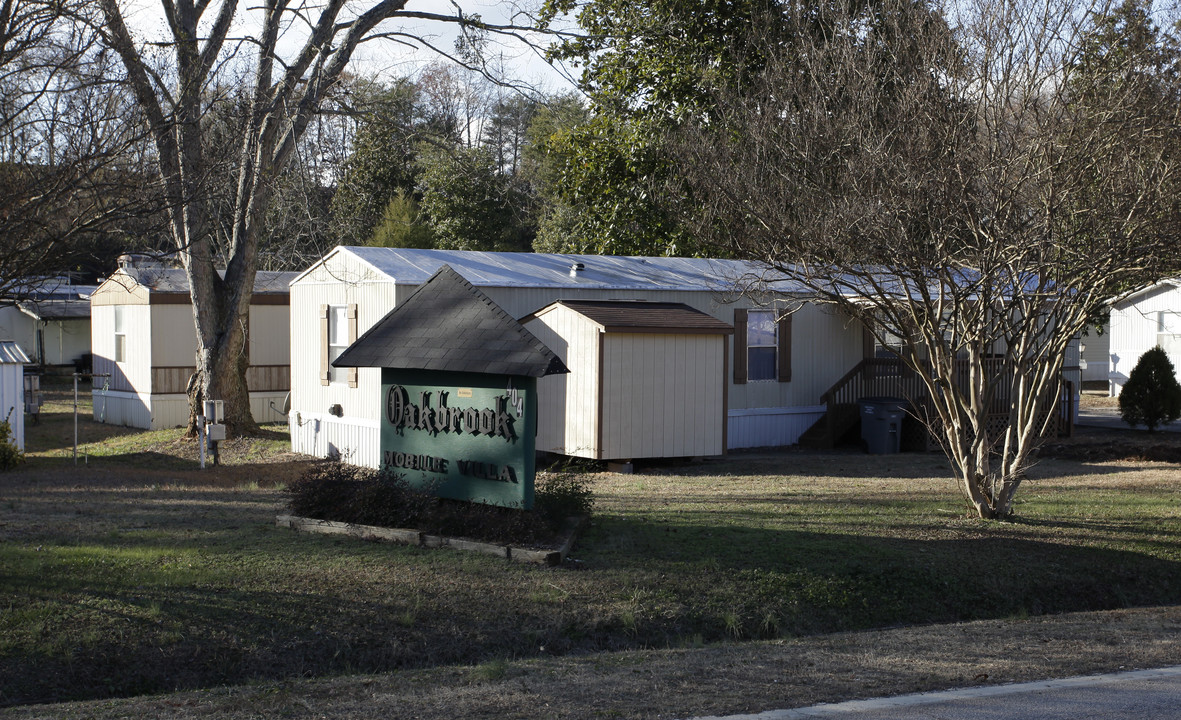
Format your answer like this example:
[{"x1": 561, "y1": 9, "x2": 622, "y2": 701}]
[
  {"x1": 733, "y1": 308, "x2": 748, "y2": 384},
  {"x1": 778, "y1": 313, "x2": 792, "y2": 383},
  {"x1": 347, "y1": 304, "x2": 358, "y2": 388},
  {"x1": 319, "y1": 304, "x2": 330, "y2": 386}
]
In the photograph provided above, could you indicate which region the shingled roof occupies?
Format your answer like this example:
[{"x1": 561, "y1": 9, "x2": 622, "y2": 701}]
[{"x1": 333, "y1": 265, "x2": 569, "y2": 378}]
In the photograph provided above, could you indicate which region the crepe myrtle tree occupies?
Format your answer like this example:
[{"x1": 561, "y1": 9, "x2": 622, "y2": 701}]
[
  {"x1": 672, "y1": 0, "x2": 1181, "y2": 517},
  {"x1": 95, "y1": 0, "x2": 553, "y2": 435}
]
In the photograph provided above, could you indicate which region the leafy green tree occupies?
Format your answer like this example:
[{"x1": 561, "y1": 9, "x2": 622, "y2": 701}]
[
  {"x1": 1120, "y1": 347, "x2": 1181, "y2": 432},
  {"x1": 370, "y1": 191, "x2": 435, "y2": 248},
  {"x1": 415, "y1": 143, "x2": 530, "y2": 252},
  {"x1": 537, "y1": 0, "x2": 794, "y2": 256},
  {"x1": 331, "y1": 79, "x2": 423, "y2": 246}
]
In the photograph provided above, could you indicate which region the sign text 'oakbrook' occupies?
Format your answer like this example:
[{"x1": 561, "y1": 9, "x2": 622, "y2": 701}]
[{"x1": 386, "y1": 385, "x2": 516, "y2": 442}]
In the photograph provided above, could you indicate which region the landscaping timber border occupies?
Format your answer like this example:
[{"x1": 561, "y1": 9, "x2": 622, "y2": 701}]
[{"x1": 275, "y1": 514, "x2": 585, "y2": 566}]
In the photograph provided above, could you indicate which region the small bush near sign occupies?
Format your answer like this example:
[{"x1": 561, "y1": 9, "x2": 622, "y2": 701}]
[{"x1": 286, "y1": 461, "x2": 593, "y2": 547}]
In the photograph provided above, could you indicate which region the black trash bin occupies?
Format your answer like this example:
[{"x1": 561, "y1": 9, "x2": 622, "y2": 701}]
[{"x1": 857, "y1": 396, "x2": 907, "y2": 454}]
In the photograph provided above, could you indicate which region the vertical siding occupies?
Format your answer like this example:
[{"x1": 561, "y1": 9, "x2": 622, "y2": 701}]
[
  {"x1": 600, "y1": 333, "x2": 725, "y2": 459},
  {"x1": 0, "y1": 364, "x2": 24, "y2": 451},
  {"x1": 289, "y1": 252, "x2": 397, "y2": 460},
  {"x1": 1080, "y1": 328, "x2": 1110, "y2": 382},
  {"x1": 91, "y1": 306, "x2": 116, "y2": 388},
  {"x1": 526, "y1": 307, "x2": 600, "y2": 458},
  {"x1": 91, "y1": 392, "x2": 152, "y2": 428},
  {"x1": 1109, "y1": 284, "x2": 1181, "y2": 395},
  {"x1": 122, "y1": 305, "x2": 153, "y2": 393}
]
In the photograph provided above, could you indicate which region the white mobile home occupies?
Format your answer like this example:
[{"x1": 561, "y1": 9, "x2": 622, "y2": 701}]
[
  {"x1": 0, "y1": 340, "x2": 30, "y2": 450},
  {"x1": 0, "y1": 277, "x2": 96, "y2": 369},
  {"x1": 1108, "y1": 279, "x2": 1181, "y2": 396},
  {"x1": 290, "y1": 247, "x2": 871, "y2": 466},
  {"x1": 90, "y1": 265, "x2": 296, "y2": 429}
]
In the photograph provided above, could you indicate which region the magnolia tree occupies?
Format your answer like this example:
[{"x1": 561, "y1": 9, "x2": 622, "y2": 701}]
[
  {"x1": 94, "y1": 0, "x2": 551, "y2": 434},
  {"x1": 674, "y1": 0, "x2": 1181, "y2": 517}
]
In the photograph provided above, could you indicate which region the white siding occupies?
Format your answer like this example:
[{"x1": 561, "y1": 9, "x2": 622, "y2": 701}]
[
  {"x1": 288, "y1": 412, "x2": 380, "y2": 467},
  {"x1": 0, "y1": 363, "x2": 24, "y2": 451},
  {"x1": 289, "y1": 252, "x2": 870, "y2": 461},
  {"x1": 289, "y1": 252, "x2": 398, "y2": 459},
  {"x1": 528, "y1": 308, "x2": 601, "y2": 457},
  {"x1": 728, "y1": 406, "x2": 826, "y2": 449},
  {"x1": 91, "y1": 389, "x2": 152, "y2": 428},
  {"x1": 1080, "y1": 328, "x2": 1110, "y2": 382},
  {"x1": 1109, "y1": 283, "x2": 1181, "y2": 396}
]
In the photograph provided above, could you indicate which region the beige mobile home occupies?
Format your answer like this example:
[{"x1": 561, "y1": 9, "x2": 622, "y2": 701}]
[
  {"x1": 90, "y1": 263, "x2": 296, "y2": 429},
  {"x1": 289, "y1": 247, "x2": 871, "y2": 467}
]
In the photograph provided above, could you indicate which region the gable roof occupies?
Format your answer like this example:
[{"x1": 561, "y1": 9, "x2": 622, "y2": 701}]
[
  {"x1": 296, "y1": 246, "x2": 807, "y2": 294},
  {"x1": 114, "y1": 267, "x2": 296, "y2": 294},
  {"x1": 528, "y1": 300, "x2": 735, "y2": 335},
  {"x1": 333, "y1": 265, "x2": 568, "y2": 378}
]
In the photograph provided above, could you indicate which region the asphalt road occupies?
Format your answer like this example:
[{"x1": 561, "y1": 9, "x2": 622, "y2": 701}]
[{"x1": 690, "y1": 666, "x2": 1181, "y2": 720}]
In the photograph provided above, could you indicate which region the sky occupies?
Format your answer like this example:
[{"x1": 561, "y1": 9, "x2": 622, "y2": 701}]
[{"x1": 118, "y1": 0, "x2": 579, "y2": 96}]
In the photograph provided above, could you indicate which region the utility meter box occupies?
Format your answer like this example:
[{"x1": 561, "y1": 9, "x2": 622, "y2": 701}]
[
  {"x1": 207, "y1": 423, "x2": 226, "y2": 442},
  {"x1": 203, "y1": 400, "x2": 224, "y2": 423}
]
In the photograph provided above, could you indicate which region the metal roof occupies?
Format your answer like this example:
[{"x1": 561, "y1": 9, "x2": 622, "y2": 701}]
[
  {"x1": 18, "y1": 299, "x2": 92, "y2": 321},
  {"x1": 109, "y1": 267, "x2": 297, "y2": 294},
  {"x1": 334, "y1": 265, "x2": 569, "y2": 378},
  {"x1": 0, "y1": 341, "x2": 31, "y2": 364},
  {"x1": 307, "y1": 246, "x2": 808, "y2": 294},
  {"x1": 529, "y1": 300, "x2": 735, "y2": 334}
]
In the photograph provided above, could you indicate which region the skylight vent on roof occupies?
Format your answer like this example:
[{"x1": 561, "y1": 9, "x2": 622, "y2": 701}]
[{"x1": 569, "y1": 262, "x2": 585, "y2": 277}]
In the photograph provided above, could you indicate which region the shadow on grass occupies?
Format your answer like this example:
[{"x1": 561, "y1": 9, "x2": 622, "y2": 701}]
[{"x1": 3, "y1": 487, "x2": 1180, "y2": 708}]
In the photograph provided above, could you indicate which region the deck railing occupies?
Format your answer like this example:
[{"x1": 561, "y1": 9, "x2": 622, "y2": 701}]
[{"x1": 819, "y1": 357, "x2": 1073, "y2": 445}]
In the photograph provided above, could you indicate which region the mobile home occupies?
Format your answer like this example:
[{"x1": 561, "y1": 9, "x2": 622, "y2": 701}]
[
  {"x1": 289, "y1": 247, "x2": 871, "y2": 467},
  {"x1": 90, "y1": 263, "x2": 296, "y2": 429}
]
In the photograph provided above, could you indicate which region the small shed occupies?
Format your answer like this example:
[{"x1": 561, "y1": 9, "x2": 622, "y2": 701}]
[
  {"x1": 522, "y1": 300, "x2": 733, "y2": 461},
  {"x1": 333, "y1": 265, "x2": 567, "y2": 509},
  {"x1": 1108, "y1": 278, "x2": 1181, "y2": 396},
  {"x1": 0, "y1": 340, "x2": 30, "y2": 450}
]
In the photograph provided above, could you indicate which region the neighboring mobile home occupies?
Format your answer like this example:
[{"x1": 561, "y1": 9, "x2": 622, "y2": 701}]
[
  {"x1": 0, "y1": 277, "x2": 96, "y2": 370},
  {"x1": 90, "y1": 262, "x2": 296, "y2": 429},
  {"x1": 1108, "y1": 278, "x2": 1181, "y2": 396},
  {"x1": 290, "y1": 247, "x2": 871, "y2": 467}
]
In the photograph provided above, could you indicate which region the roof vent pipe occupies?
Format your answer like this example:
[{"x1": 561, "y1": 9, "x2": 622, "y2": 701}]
[{"x1": 570, "y1": 262, "x2": 585, "y2": 277}]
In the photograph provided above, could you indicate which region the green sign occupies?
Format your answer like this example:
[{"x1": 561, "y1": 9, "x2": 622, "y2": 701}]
[{"x1": 380, "y1": 368, "x2": 537, "y2": 509}]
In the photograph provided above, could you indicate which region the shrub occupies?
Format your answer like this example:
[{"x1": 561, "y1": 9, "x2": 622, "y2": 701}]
[
  {"x1": 285, "y1": 462, "x2": 595, "y2": 546},
  {"x1": 0, "y1": 417, "x2": 23, "y2": 471},
  {"x1": 1119, "y1": 346, "x2": 1181, "y2": 432},
  {"x1": 534, "y1": 472, "x2": 595, "y2": 529}
]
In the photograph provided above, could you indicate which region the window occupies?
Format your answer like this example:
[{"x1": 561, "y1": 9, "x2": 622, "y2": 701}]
[
  {"x1": 327, "y1": 305, "x2": 349, "y2": 383},
  {"x1": 113, "y1": 306, "x2": 126, "y2": 363},
  {"x1": 734, "y1": 308, "x2": 791, "y2": 385},
  {"x1": 320, "y1": 303, "x2": 358, "y2": 387},
  {"x1": 747, "y1": 310, "x2": 778, "y2": 381}
]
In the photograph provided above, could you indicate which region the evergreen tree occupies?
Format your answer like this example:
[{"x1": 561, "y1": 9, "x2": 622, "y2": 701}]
[{"x1": 1120, "y1": 346, "x2": 1181, "y2": 432}]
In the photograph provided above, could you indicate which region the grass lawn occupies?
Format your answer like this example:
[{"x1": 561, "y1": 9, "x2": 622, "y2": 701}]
[{"x1": 1, "y1": 381, "x2": 1179, "y2": 709}]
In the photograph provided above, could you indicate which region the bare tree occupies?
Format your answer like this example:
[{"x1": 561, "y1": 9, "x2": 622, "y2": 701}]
[
  {"x1": 675, "y1": 0, "x2": 1181, "y2": 517},
  {"x1": 94, "y1": 0, "x2": 550, "y2": 434},
  {"x1": 0, "y1": 0, "x2": 155, "y2": 293}
]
